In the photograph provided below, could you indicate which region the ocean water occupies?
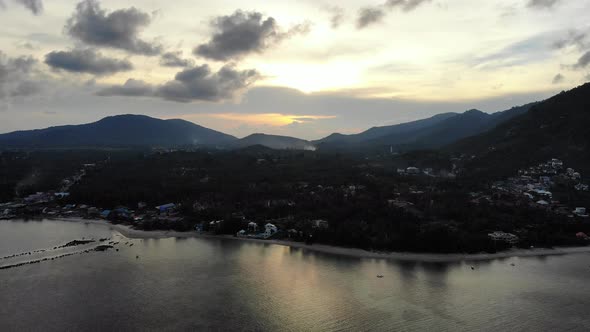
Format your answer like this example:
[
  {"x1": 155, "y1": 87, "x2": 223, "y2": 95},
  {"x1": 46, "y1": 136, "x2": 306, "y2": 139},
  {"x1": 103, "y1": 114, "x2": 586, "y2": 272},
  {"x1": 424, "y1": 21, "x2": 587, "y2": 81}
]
[{"x1": 1, "y1": 219, "x2": 589, "y2": 331}]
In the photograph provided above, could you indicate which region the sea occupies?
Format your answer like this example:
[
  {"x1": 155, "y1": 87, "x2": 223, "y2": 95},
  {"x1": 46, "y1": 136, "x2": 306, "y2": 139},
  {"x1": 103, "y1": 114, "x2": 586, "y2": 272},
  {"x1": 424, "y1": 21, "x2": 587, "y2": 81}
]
[{"x1": 1, "y1": 219, "x2": 589, "y2": 331}]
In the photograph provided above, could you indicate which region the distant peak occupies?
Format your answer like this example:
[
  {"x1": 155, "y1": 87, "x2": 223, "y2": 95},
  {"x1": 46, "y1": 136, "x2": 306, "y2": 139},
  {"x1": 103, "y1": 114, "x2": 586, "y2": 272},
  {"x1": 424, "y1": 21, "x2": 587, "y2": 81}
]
[
  {"x1": 103, "y1": 114, "x2": 153, "y2": 119},
  {"x1": 97, "y1": 114, "x2": 157, "y2": 122},
  {"x1": 464, "y1": 109, "x2": 485, "y2": 115}
]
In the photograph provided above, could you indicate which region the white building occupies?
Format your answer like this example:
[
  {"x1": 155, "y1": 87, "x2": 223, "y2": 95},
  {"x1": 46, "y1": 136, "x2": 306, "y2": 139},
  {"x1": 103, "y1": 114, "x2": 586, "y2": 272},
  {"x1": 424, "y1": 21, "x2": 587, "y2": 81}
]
[
  {"x1": 209, "y1": 220, "x2": 223, "y2": 231},
  {"x1": 574, "y1": 207, "x2": 588, "y2": 217},
  {"x1": 488, "y1": 231, "x2": 519, "y2": 244},
  {"x1": 247, "y1": 222, "x2": 258, "y2": 232},
  {"x1": 264, "y1": 223, "x2": 278, "y2": 237},
  {"x1": 312, "y1": 219, "x2": 329, "y2": 229}
]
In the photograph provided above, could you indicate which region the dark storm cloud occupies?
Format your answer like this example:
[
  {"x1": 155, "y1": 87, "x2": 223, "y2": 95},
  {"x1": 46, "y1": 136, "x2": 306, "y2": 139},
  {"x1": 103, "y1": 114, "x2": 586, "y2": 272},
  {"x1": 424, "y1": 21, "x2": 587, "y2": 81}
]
[
  {"x1": 194, "y1": 10, "x2": 309, "y2": 61},
  {"x1": 527, "y1": 0, "x2": 561, "y2": 9},
  {"x1": 159, "y1": 51, "x2": 194, "y2": 67},
  {"x1": 0, "y1": 51, "x2": 41, "y2": 99},
  {"x1": 65, "y1": 0, "x2": 162, "y2": 55},
  {"x1": 356, "y1": 0, "x2": 431, "y2": 29},
  {"x1": 98, "y1": 64, "x2": 260, "y2": 102},
  {"x1": 552, "y1": 73, "x2": 564, "y2": 84},
  {"x1": 45, "y1": 49, "x2": 133, "y2": 75},
  {"x1": 14, "y1": 0, "x2": 43, "y2": 15}
]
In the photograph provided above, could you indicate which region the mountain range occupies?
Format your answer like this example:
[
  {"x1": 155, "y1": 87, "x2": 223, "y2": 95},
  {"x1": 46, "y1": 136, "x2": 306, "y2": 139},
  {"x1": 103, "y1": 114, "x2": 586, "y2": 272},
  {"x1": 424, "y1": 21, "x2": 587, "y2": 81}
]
[
  {"x1": 0, "y1": 84, "x2": 587, "y2": 158},
  {"x1": 314, "y1": 103, "x2": 534, "y2": 151}
]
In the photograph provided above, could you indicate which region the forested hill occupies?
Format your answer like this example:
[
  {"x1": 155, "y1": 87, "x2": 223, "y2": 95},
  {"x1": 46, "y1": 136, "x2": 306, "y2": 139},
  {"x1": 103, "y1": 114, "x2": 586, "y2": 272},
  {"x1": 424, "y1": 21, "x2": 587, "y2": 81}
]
[
  {"x1": 315, "y1": 104, "x2": 534, "y2": 151},
  {"x1": 0, "y1": 114, "x2": 237, "y2": 148},
  {"x1": 451, "y1": 82, "x2": 590, "y2": 177},
  {"x1": 234, "y1": 134, "x2": 314, "y2": 150}
]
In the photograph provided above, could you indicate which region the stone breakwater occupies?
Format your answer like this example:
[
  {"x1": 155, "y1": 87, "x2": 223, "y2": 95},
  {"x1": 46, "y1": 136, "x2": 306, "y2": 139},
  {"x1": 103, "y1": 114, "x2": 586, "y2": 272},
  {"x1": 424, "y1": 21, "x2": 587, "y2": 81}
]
[{"x1": 0, "y1": 238, "x2": 120, "y2": 270}]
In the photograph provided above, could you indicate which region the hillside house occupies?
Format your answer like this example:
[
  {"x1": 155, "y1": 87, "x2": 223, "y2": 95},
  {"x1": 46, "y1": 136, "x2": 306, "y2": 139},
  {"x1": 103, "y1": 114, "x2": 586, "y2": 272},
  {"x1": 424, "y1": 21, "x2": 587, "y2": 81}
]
[
  {"x1": 574, "y1": 207, "x2": 588, "y2": 217},
  {"x1": 247, "y1": 222, "x2": 258, "y2": 232},
  {"x1": 312, "y1": 219, "x2": 329, "y2": 229},
  {"x1": 100, "y1": 210, "x2": 111, "y2": 219},
  {"x1": 488, "y1": 231, "x2": 519, "y2": 245},
  {"x1": 264, "y1": 223, "x2": 278, "y2": 238},
  {"x1": 156, "y1": 203, "x2": 175, "y2": 214},
  {"x1": 209, "y1": 220, "x2": 223, "y2": 232}
]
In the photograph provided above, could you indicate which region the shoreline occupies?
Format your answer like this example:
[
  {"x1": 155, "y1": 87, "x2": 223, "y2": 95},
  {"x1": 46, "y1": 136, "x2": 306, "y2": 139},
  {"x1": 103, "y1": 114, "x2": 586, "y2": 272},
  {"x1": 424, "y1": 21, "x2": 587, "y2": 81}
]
[{"x1": 52, "y1": 217, "x2": 590, "y2": 263}]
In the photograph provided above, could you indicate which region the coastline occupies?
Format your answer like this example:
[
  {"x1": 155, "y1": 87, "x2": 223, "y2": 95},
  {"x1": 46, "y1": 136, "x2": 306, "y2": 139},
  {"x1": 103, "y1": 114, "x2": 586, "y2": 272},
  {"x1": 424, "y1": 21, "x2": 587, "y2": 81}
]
[{"x1": 58, "y1": 218, "x2": 590, "y2": 263}]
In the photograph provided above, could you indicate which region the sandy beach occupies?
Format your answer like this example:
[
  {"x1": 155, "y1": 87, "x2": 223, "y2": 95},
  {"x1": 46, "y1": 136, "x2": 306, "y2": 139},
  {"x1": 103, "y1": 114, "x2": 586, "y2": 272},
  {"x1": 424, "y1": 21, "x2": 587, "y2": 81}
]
[{"x1": 59, "y1": 218, "x2": 590, "y2": 263}]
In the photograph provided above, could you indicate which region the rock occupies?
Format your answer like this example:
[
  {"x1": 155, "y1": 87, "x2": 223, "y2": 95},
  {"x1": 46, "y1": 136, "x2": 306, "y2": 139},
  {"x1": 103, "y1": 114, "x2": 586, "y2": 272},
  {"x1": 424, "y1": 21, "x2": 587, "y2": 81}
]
[{"x1": 94, "y1": 245, "x2": 113, "y2": 252}]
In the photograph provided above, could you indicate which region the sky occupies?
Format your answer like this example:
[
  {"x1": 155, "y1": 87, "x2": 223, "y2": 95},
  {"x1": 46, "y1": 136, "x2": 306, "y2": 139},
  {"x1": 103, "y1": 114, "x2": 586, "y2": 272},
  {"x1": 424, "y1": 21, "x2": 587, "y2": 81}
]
[{"x1": 0, "y1": 0, "x2": 589, "y2": 139}]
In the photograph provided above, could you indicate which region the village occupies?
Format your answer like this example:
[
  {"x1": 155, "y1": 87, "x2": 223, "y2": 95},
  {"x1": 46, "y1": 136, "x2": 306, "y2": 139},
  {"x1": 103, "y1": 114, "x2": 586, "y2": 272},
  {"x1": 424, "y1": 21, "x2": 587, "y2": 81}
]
[
  {"x1": 1, "y1": 151, "x2": 589, "y2": 252},
  {"x1": 468, "y1": 158, "x2": 589, "y2": 218},
  {"x1": 465, "y1": 158, "x2": 590, "y2": 244}
]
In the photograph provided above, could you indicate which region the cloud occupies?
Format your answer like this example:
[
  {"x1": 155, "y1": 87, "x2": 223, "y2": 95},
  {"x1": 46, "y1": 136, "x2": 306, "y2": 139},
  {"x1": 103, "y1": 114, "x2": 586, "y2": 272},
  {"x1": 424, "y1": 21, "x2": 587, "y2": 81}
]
[
  {"x1": 574, "y1": 51, "x2": 590, "y2": 69},
  {"x1": 357, "y1": 7, "x2": 386, "y2": 29},
  {"x1": 386, "y1": 0, "x2": 431, "y2": 12},
  {"x1": 11, "y1": 80, "x2": 42, "y2": 96},
  {"x1": 160, "y1": 51, "x2": 194, "y2": 67},
  {"x1": 0, "y1": 51, "x2": 42, "y2": 100},
  {"x1": 356, "y1": 0, "x2": 430, "y2": 29},
  {"x1": 194, "y1": 10, "x2": 309, "y2": 61},
  {"x1": 290, "y1": 116, "x2": 335, "y2": 123},
  {"x1": 553, "y1": 30, "x2": 589, "y2": 51},
  {"x1": 0, "y1": 0, "x2": 43, "y2": 14},
  {"x1": 323, "y1": 6, "x2": 345, "y2": 29},
  {"x1": 45, "y1": 49, "x2": 133, "y2": 75},
  {"x1": 15, "y1": 41, "x2": 38, "y2": 50},
  {"x1": 552, "y1": 73, "x2": 564, "y2": 84},
  {"x1": 65, "y1": 0, "x2": 161, "y2": 55},
  {"x1": 527, "y1": 0, "x2": 561, "y2": 9},
  {"x1": 98, "y1": 64, "x2": 260, "y2": 102},
  {"x1": 13, "y1": 0, "x2": 43, "y2": 15},
  {"x1": 471, "y1": 34, "x2": 555, "y2": 69},
  {"x1": 97, "y1": 78, "x2": 153, "y2": 96}
]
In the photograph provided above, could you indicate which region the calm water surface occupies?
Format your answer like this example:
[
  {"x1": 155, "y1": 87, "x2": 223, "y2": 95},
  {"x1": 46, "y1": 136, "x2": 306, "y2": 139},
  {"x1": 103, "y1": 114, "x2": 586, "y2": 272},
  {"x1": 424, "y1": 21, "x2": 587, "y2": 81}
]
[{"x1": 1, "y1": 219, "x2": 589, "y2": 331}]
